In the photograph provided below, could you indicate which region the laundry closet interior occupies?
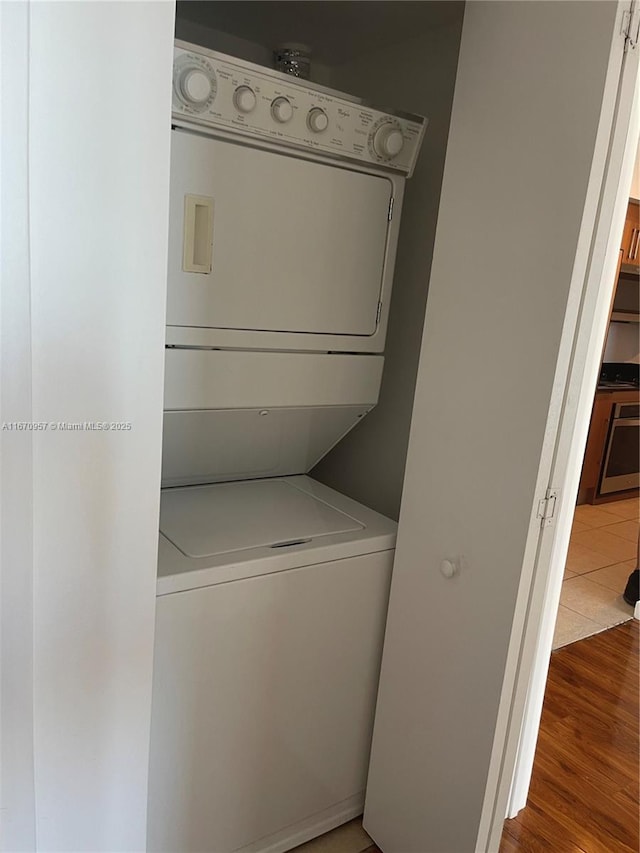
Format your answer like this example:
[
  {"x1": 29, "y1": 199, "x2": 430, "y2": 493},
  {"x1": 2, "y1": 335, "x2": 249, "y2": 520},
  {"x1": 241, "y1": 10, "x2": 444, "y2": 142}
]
[{"x1": 149, "y1": 4, "x2": 465, "y2": 852}]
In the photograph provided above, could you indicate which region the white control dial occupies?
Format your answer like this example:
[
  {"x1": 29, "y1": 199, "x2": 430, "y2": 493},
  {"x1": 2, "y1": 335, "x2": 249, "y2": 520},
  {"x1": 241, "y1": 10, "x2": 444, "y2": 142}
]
[
  {"x1": 373, "y1": 123, "x2": 405, "y2": 159},
  {"x1": 307, "y1": 108, "x2": 329, "y2": 133},
  {"x1": 233, "y1": 85, "x2": 257, "y2": 114},
  {"x1": 271, "y1": 97, "x2": 294, "y2": 123},
  {"x1": 178, "y1": 67, "x2": 213, "y2": 105}
]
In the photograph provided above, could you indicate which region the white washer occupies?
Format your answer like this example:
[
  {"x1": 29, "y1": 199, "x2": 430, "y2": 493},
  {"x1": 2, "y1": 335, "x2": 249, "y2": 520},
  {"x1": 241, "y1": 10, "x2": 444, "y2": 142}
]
[
  {"x1": 148, "y1": 476, "x2": 396, "y2": 853},
  {"x1": 148, "y1": 41, "x2": 426, "y2": 853}
]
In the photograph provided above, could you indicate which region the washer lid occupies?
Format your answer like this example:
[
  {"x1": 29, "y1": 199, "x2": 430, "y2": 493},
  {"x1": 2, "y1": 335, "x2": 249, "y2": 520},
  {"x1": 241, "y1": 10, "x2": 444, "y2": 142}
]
[{"x1": 160, "y1": 479, "x2": 364, "y2": 559}]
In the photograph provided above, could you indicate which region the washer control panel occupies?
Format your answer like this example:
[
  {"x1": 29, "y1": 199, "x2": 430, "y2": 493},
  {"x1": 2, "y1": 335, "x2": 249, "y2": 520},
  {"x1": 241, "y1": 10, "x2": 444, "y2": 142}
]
[{"x1": 173, "y1": 42, "x2": 427, "y2": 176}]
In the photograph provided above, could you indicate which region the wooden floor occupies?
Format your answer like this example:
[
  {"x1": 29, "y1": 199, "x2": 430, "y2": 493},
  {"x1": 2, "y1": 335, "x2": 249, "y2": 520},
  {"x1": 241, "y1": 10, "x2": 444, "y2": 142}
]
[
  {"x1": 300, "y1": 622, "x2": 637, "y2": 853},
  {"x1": 501, "y1": 620, "x2": 639, "y2": 853}
]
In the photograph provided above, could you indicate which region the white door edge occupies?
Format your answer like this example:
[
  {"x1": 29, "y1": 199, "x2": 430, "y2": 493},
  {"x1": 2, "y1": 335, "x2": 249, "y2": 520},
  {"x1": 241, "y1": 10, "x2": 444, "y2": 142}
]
[
  {"x1": 503, "y1": 26, "x2": 640, "y2": 825},
  {"x1": 476, "y1": 2, "x2": 640, "y2": 847}
]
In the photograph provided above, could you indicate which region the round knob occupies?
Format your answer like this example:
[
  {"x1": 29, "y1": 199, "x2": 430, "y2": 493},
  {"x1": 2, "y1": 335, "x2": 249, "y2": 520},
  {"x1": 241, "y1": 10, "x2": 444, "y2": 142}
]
[
  {"x1": 307, "y1": 108, "x2": 328, "y2": 133},
  {"x1": 373, "y1": 123, "x2": 404, "y2": 159},
  {"x1": 440, "y1": 560, "x2": 458, "y2": 579},
  {"x1": 271, "y1": 97, "x2": 293, "y2": 123},
  {"x1": 178, "y1": 67, "x2": 213, "y2": 105},
  {"x1": 234, "y1": 85, "x2": 256, "y2": 114}
]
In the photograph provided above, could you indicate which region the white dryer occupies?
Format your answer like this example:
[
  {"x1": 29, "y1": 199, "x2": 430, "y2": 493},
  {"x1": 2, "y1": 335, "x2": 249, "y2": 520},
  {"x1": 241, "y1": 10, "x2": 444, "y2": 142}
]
[
  {"x1": 165, "y1": 40, "x2": 425, "y2": 354},
  {"x1": 148, "y1": 41, "x2": 426, "y2": 853}
]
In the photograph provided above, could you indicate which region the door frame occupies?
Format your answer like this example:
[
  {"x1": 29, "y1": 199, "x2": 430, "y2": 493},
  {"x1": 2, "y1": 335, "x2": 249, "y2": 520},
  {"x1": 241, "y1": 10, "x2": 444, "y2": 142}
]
[{"x1": 478, "y1": 4, "x2": 640, "y2": 847}]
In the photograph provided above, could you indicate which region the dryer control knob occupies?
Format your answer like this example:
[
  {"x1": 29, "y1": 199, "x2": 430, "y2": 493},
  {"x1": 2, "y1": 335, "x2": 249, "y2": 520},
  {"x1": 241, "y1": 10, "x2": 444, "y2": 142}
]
[
  {"x1": 178, "y1": 67, "x2": 213, "y2": 105},
  {"x1": 307, "y1": 108, "x2": 329, "y2": 133},
  {"x1": 373, "y1": 123, "x2": 405, "y2": 159},
  {"x1": 234, "y1": 86, "x2": 257, "y2": 113},
  {"x1": 271, "y1": 97, "x2": 293, "y2": 123}
]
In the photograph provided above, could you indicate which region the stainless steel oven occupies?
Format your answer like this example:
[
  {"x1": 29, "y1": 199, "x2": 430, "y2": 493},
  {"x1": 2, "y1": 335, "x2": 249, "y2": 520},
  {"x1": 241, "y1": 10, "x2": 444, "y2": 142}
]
[{"x1": 599, "y1": 402, "x2": 640, "y2": 494}]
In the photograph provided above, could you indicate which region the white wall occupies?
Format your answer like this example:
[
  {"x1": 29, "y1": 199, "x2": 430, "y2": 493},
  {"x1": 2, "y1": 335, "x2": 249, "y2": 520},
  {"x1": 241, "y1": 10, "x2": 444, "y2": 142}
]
[
  {"x1": 174, "y1": 15, "x2": 333, "y2": 85},
  {"x1": 313, "y1": 15, "x2": 465, "y2": 520},
  {"x1": 0, "y1": 3, "x2": 36, "y2": 849},
  {"x1": 2, "y1": 3, "x2": 175, "y2": 850},
  {"x1": 630, "y1": 138, "x2": 640, "y2": 200},
  {"x1": 175, "y1": 15, "x2": 273, "y2": 66}
]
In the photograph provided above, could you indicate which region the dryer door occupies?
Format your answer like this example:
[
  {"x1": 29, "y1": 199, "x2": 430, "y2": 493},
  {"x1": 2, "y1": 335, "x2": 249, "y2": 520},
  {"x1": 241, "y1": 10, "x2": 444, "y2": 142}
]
[{"x1": 167, "y1": 129, "x2": 393, "y2": 338}]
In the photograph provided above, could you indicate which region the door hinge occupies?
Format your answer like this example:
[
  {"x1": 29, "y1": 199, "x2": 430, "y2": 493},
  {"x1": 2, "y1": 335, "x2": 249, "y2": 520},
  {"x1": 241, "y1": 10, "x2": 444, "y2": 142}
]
[
  {"x1": 536, "y1": 489, "x2": 558, "y2": 528},
  {"x1": 622, "y1": 4, "x2": 640, "y2": 51},
  {"x1": 388, "y1": 197, "x2": 394, "y2": 221},
  {"x1": 376, "y1": 301, "x2": 383, "y2": 324}
]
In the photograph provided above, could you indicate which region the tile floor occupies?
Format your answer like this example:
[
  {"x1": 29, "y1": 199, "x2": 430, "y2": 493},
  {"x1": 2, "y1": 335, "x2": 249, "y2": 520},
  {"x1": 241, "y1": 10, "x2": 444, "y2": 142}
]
[
  {"x1": 552, "y1": 495, "x2": 638, "y2": 649},
  {"x1": 292, "y1": 819, "x2": 373, "y2": 853}
]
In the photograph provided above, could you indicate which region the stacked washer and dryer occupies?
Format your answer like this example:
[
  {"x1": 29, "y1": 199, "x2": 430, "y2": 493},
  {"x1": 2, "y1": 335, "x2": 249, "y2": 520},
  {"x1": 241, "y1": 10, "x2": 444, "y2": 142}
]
[{"x1": 147, "y1": 41, "x2": 426, "y2": 853}]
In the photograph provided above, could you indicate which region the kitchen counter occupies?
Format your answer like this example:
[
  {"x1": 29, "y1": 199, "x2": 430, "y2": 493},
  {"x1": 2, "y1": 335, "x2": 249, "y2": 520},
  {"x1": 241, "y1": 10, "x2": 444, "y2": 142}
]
[{"x1": 594, "y1": 387, "x2": 639, "y2": 401}]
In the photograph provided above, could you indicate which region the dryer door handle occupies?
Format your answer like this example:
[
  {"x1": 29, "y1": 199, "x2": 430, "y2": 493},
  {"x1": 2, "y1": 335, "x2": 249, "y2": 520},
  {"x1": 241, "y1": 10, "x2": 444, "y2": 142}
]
[{"x1": 182, "y1": 194, "x2": 214, "y2": 274}]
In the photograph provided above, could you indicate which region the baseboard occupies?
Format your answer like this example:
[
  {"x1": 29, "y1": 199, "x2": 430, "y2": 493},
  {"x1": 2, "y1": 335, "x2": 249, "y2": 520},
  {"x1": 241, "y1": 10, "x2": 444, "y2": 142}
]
[{"x1": 235, "y1": 794, "x2": 365, "y2": 853}]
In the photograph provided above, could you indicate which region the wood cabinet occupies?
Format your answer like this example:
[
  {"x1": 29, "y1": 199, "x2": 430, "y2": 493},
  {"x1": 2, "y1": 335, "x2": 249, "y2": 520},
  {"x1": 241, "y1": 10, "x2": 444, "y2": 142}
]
[
  {"x1": 578, "y1": 395, "x2": 614, "y2": 504},
  {"x1": 620, "y1": 199, "x2": 640, "y2": 270},
  {"x1": 578, "y1": 201, "x2": 640, "y2": 504},
  {"x1": 577, "y1": 389, "x2": 640, "y2": 504}
]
